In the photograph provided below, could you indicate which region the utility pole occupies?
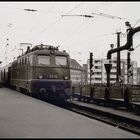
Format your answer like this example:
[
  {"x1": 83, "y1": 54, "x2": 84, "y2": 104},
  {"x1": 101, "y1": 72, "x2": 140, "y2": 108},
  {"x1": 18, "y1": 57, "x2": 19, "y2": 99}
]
[
  {"x1": 127, "y1": 51, "x2": 131, "y2": 84},
  {"x1": 89, "y1": 52, "x2": 94, "y2": 97},
  {"x1": 89, "y1": 52, "x2": 93, "y2": 85},
  {"x1": 106, "y1": 22, "x2": 140, "y2": 90},
  {"x1": 116, "y1": 32, "x2": 121, "y2": 83}
]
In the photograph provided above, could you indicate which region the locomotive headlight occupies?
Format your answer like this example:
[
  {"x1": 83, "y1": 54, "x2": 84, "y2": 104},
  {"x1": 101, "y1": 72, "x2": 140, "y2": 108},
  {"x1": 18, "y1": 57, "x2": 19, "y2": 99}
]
[
  {"x1": 64, "y1": 76, "x2": 68, "y2": 80},
  {"x1": 39, "y1": 75, "x2": 43, "y2": 79},
  {"x1": 49, "y1": 74, "x2": 58, "y2": 79}
]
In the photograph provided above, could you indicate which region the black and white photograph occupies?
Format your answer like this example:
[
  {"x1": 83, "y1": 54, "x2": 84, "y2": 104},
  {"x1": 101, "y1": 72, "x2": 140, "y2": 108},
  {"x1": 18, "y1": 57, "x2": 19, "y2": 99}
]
[{"x1": 0, "y1": 1, "x2": 140, "y2": 138}]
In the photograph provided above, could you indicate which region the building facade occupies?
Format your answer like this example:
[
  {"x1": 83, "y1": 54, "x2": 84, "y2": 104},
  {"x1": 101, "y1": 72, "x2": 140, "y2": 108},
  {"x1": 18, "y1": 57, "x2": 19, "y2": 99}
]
[
  {"x1": 69, "y1": 57, "x2": 138, "y2": 85},
  {"x1": 137, "y1": 67, "x2": 140, "y2": 85},
  {"x1": 70, "y1": 59, "x2": 86, "y2": 85},
  {"x1": 87, "y1": 57, "x2": 138, "y2": 85}
]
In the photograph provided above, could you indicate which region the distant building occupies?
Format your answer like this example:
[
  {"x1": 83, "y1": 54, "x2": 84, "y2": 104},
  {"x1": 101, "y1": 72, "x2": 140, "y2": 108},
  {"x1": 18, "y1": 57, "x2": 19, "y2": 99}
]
[
  {"x1": 70, "y1": 59, "x2": 86, "y2": 85},
  {"x1": 82, "y1": 64, "x2": 88, "y2": 83},
  {"x1": 70, "y1": 57, "x2": 138, "y2": 85},
  {"x1": 137, "y1": 67, "x2": 140, "y2": 85},
  {"x1": 87, "y1": 57, "x2": 138, "y2": 85},
  {"x1": 121, "y1": 58, "x2": 137, "y2": 85}
]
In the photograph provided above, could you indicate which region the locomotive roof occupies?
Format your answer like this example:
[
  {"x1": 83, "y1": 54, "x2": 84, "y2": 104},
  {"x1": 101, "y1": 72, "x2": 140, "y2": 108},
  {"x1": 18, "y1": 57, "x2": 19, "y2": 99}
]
[
  {"x1": 31, "y1": 49, "x2": 69, "y2": 56},
  {"x1": 12, "y1": 44, "x2": 70, "y2": 63},
  {"x1": 16, "y1": 46, "x2": 69, "y2": 60}
]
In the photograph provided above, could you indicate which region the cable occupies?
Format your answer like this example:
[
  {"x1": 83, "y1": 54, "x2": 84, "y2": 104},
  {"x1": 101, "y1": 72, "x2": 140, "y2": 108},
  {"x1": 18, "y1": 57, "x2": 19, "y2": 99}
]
[
  {"x1": 27, "y1": 2, "x2": 84, "y2": 42},
  {"x1": 0, "y1": 6, "x2": 24, "y2": 11},
  {"x1": 62, "y1": 18, "x2": 88, "y2": 43},
  {"x1": 92, "y1": 12, "x2": 126, "y2": 20},
  {"x1": 61, "y1": 14, "x2": 95, "y2": 44},
  {"x1": 28, "y1": 3, "x2": 56, "y2": 32},
  {"x1": 60, "y1": 2, "x2": 106, "y2": 45},
  {"x1": 0, "y1": 5, "x2": 65, "y2": 14},
  {"x1": 133, "y1": 18, "x2": 140, "y2": 27},
  {"x1": 134, "y1": 44, "x2": 140, "y2": 50},
  {"x1": 66, "y1": 2, "x2": 83, "y2": 14}
]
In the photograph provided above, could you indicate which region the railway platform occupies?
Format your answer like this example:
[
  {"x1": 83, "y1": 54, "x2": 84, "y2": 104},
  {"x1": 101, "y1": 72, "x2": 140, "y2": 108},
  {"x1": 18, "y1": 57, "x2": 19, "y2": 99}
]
[
  {"x1": 72, "y1": 94, "x2": 140, "y2": 122},
  {"x1": 0, "y1": 88, "x2": 139, "y2": 138},
  {"x1": 73, "y1": 93, "x2": 140, "y2": 115},
  {"x1": 72, "y1": 99, "x2": 140, "y2": 122}
]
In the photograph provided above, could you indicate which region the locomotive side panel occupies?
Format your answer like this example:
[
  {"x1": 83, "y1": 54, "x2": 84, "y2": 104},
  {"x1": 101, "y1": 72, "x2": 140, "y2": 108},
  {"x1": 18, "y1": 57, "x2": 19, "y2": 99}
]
[{"x1": 10, "y1": 55, "x2": 33, "y2": 92}]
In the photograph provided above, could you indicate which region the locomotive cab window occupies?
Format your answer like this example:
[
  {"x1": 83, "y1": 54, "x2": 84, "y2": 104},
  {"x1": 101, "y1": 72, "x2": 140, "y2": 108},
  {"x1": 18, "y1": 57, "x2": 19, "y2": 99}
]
[
  {"x1": 55, "y1": 56, "x2": 67, "y2": 66},
  {"x1": 37, "y1": 55, "x2": 50, "y2": 65}
]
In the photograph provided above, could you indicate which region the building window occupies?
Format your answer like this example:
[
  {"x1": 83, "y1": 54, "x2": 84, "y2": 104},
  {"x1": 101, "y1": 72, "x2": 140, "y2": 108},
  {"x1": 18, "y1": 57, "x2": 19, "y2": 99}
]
[
  {"x1": 95, "y1": 66, "x2": 101, "y2": 69},
  {"x1": 94, "y1": 60, "x2": 100, "y2": 63}
]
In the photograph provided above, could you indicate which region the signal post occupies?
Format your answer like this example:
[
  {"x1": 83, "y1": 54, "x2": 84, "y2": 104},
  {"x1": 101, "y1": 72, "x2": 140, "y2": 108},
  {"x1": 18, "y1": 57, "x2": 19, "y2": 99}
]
[{"x1": 89, "y1": 52, "x2": 94, "y2": 98}]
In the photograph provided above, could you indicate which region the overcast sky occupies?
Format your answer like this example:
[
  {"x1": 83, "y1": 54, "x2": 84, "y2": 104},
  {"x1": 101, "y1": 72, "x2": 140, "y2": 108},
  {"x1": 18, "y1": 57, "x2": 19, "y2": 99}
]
[{"x1": 0, "y1": 1, "x2": 140, "y2": 66}]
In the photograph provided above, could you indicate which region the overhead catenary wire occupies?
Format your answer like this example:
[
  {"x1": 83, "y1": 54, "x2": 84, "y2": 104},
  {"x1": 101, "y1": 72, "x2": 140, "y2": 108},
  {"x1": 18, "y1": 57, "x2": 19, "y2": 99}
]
[
  {"x1": 0, "y1": 5, "x2": 65, "y2": 14},
  {"x1": 62, "y1": 18, "x2": 89, "y2": 43},
  {"x1": 92, "y1": 12, "x2": 126, "y2": 20},
  {"x1": 0, "y1": 5, "x2": 25, "y2": 11},
  {"x1": 133, "y1": 18, "x2": 140, "y2": 27},
  {"x1": 28, "y1": 3, "x2": 56, "y2": 33},
  {"x1": 60, "y1": 13, "x2": 125, "y2": 49},
  {"x1": 27, "y1": 2, "x2": 84, "y2": 42},
  {"x1": 61, "y1": 14, "x2": 94, "y2": 18},
  {"x1": 134, "y1": 44, "x2": 140, "y2": 50},
  {"x1": 0, "y1": 3, "x2": 84, "y2": 44},
  {"x1": 60, "y1": 2, "x2": 128, "y2": 48},
  {"x1": 60, "y1": 14, "x2": 94, "y2": 43},
  {"x1": 63, "y1": 32, "x2": 117, "y2": 49},
  {"x1": 60, "y1": 2, "x2": 108, "y2": 45}
]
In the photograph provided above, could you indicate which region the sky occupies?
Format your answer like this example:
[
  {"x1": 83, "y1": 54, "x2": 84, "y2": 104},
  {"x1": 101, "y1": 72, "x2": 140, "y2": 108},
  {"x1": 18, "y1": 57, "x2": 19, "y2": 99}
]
[{"x1": 0, "y1": 1, "x2": 140, "y2": 67}]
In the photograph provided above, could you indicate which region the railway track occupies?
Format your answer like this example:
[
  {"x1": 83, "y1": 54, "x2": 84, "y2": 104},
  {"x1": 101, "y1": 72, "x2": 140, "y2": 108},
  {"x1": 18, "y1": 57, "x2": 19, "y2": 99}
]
[
  {"x1": 66, "y1": 100, "x2": 140, "y2": 135},
  {"x1": 43, "y1": 98, "x2": 140, "y2": 136},
  {"x1": 20, "y1": 91, "x2": 140, "y2": 136}
]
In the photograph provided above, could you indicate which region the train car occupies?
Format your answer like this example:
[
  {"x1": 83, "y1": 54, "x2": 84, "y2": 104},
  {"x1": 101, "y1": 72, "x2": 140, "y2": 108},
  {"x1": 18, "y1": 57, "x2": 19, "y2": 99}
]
[
  {"x1": 10, "y1": 44, "x2": 72, "y2": 99},
  {"x1": 0, "y1": 63, "x2": 12, "y2": 87}
]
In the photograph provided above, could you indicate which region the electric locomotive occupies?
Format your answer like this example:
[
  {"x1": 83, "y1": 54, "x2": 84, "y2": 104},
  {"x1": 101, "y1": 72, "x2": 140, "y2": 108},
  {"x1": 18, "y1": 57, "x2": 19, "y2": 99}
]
[{"x1": 10, "y1": 44, "x2": 72, "y2": 99}]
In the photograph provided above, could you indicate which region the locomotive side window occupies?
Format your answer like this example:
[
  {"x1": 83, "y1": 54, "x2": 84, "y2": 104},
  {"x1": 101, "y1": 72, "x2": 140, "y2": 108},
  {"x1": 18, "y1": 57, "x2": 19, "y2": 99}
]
[
  {"x1": 37, "y1": 55, "x2": 50, "y2": 65},
  {"x1": 55, "y1": 56, "x2": 67, "y2": 66}
]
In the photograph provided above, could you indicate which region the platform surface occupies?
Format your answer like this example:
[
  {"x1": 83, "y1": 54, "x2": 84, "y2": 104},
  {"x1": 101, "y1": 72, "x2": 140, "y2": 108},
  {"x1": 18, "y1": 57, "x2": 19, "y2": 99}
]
[{"x1": 0, "y1": 88, "x2": 139, "y2": 138}]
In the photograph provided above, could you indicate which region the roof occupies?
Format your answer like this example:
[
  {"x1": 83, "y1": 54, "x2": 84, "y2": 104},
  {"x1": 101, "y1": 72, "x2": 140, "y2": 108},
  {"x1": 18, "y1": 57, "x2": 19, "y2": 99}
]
[{"x1": 70, "y1": 59, "x2": 82, "y2": 70}]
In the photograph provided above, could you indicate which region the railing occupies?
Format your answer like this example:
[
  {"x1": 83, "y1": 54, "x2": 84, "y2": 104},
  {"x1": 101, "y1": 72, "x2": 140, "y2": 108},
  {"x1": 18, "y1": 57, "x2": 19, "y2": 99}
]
[{"x1": 72, "y1": 83, "x2": 140, "y2": 108}]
